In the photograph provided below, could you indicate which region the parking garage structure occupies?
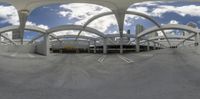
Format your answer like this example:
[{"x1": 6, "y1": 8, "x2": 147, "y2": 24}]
[{"x1": 0, "y1": 0, "x2": 200, "y2": 99}]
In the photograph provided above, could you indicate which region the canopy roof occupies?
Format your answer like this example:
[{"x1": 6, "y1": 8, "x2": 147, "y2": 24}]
[{"x1": 0, "y1": 0, "x2": 192, "y2": 11}]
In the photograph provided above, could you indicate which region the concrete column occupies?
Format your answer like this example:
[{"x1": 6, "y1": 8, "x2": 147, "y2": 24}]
[
  {"x1": 88, "y1": 41, "x2": 90, "y2": 53},
  {"x1": 153, "y1": 42, "x2": 156, "y2": 50},
  {"x1": 44, "y1": 33, "x2": 49, "y2": 56},
  {"x1": 120, "y1": 37, "x2": 123, "y2": 54},
  {"x1": 94, "y1": 41, "x2": 96, "y2": 54},
  {"x1": 75, "y1": 41, "x2": 79, "y2": 53},
  {"x1": 18, "y1": 10, "x2": 29, "y2": 45},
  {"x1": 76, "y1": 49, "x2": 79, "y2": 53},
  {"x1": 103, "y1": 38, "x2": 107, "y2": 54},
  {"x1": 195, "y1": 33, "x2": 200, "y2": 46},
  {"x1": 0, "y1": 34, "x2": 1, "y2": 46},
  {"x1": 158, "y1": 44, "x2": 161, "y2": 49},
  {"x1": 59, "y1": 41, "x2": 63, "y2": 54},
  {"x1": 59, "y1": 49, "x2": 63, "y2": 54},
  {"x1": 136, "y1": 37, "x2": 140, "y2": 52},
  {"x1": 147, "y1": 40, "x2": 150, "y2": 51},
  {"x1": 114, "y1": 9, "x2": 126, "y2": 54}
]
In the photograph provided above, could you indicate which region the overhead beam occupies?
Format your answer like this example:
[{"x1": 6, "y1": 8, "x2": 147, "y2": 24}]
[
  {"x1": 47, "y1": 25, "x2": 105, "y2": 38},
  {"x1": 75, "y1": 12, "x2": 113, "y2": 40},
  {"x1": 52, "y1": 35, "x2": 99, "y2": 41},
  {"x1": 18, "y1": 10, "x2": 29, "y2": 45},
  {"x1": 176, "y1": 34, "x2": 196, "y2": 47},
  {"x1": 138, "y1": 24, "x2": 199, "y2": 38},
  {"x1": 126, "y1": 11, "x2": 171, "y2": 47}
]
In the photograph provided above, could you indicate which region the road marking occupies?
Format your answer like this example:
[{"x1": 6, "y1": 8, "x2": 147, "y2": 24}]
[
  {"x1": 98, "y1": 55, "x2": 106, "y2": 63},
  {"x1": 11, "y1": 53, "x2": 17, "y2": 57},
  {"x1": 138, "y1": 54, "x2": 153, "y2": 57},
  {"x1": 117, "y1": 55, "x2": 134, "y2": 63},
  {"x1": 28, "y1": 54, "x2": 35, "y2": 58}
]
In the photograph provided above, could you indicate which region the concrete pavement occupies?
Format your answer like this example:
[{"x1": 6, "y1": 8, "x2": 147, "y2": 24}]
[{"x1": 0, "y1": 47, "x2": 200, "y2": 99}]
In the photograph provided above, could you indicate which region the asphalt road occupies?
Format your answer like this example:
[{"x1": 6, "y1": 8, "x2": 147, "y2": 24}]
[{"x1": 0, "y1": 47, "x2": 200, "y2": 99}]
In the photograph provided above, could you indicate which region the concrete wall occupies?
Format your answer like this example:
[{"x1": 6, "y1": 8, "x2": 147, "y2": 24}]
[
  {"x1": 35, "y1": 42, "x2": 46, "y2": 55},
  {"x1": 0, "y1": 42, "x2": 49, "y2": 56},
  {"x1": 0, "y1": 45, "x2": 36, "y2": 54},
  {"x1": 51, "y1": 40, "x2": 90, "y2": 49}
]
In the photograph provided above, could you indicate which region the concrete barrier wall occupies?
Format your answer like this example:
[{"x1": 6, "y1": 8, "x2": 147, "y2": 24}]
[
  {"x1": 0, "y1": 42, "x2": 48, "y2": 56},
  {"x1": 35, "y1": 42, "x2": 46, "y2": 55},
  {"x1": 51, "y1": 40, "x2": 89, "y2": 49},
  {"x1": 0, "y1": 45, "x2": 36, "y2": 54}
]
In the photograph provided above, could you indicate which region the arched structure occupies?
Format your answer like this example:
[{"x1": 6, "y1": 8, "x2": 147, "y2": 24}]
[
  {"x1": 105, "y1": 34, "x2": 135, "y2": 38},
  {"x1": 0, "y1": 25, "x2": 48, "y2": 45},
  {"x1": 0, "y1": 0, "x2": 200, "y2": 56},
  {"x1": 47, "y1": 25, "x2": 106, "y2": 38},
  {"x1": 138, "y1": 24, "x2": 199, "y2": 38},
  {"x1": 134, "y1": 24, "x2": 200, "y2": 52},
  {"x1": 75, "y1": 10, "x2": 171, "y2": 53},
  {"x1": 148, "y1": 36, "x2": 194, "y2": 41},
  {"x1": 76, "y1": 10, "x2": 165, "y2": 37},
  {"x1": 1, "y1": 0, "x2": 173, "y2": 49},
  {"x1": 0, "y1": 25, "x2": 47, "y2": 34},
  {"x1": 52, "y1": 35, "x2": 100, "y2": 41}
]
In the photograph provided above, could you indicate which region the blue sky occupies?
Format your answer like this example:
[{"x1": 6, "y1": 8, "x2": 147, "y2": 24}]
[{"x1": 0, "y1": 1, "x2": 200, "y2": 40}]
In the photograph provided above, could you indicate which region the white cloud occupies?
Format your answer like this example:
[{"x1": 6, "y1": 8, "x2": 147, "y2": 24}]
[
  {"x1": 0, "y1": 5, "x2": 19, "y2": 25},
  {"x1": 107, "y1": 30, "x2": 118, "y2": 34},
  {"x1": 0, "y1": 5, "x2": 49, "y2": 30},
  {"x1": 26, "y1": 21, "x2": 49, "y2": 30},
  {"x1": 58, "y1": 3, "x2": 118, "y2": 34},
  {"x1": 169, "y1": 20, "x2": 179, "y2": 24},
  {"x1": 81, "y1": 31, "x2": 99, "y2": 38},
  {"x1": 88, "y1": 15, "x2": 118, "y2": 33},
  {"x1": 0, "y1": 5, "x2": 18, "y2": 41},
  {"x1": 125, "y1": 15, "x2": 144, "y2": 26},
  {"x1": 1, "y1": 31, "x2": 13, "y2": 41},
  {"x1": 128, "y1": 7, "x2": 149, "y2": 15},
  {"x1": 53, "y1": 30, "x2": 79, "y2": 36},
  {"x1": 152, "y1": 5, "x2": 200, "y2": 17},
  {"x1": 133, "y1": 1, "x2": 164, "y2": 6},
  {"x1": 157, "y1": 31, "x2": 163, "y2": 36},
  {"x1": 37, "y1": 24, "x2": 49, "y2": 30},
  {"x1": 129, "y1": 3, "x2": 200, "y2": 18},
  {"x1": 53, "y1": 30, "x2": 100, "y2": 38},
  {"x1": 58, "y1": 3, "x2": 111, "y2": 25},
  {"x1": 58, "y1": 11, "x2": 69, "y2": 17}
]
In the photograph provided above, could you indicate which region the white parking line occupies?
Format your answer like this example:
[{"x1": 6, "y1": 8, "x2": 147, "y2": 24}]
[
  {"x1": 138, "y1": 54, "x2": 154, "y2": 57},
  {"x1": 98, "y1": 55, "x2": 106, "y2": 63},
  {"x1": 11, "y1": 53, "x2": 17, "y2": 57},
  {"x1": 117, "y1": 55, "x2": 134, "y2": 63},
  {"x1": 28, "y1": 54, "x2": 35, "y2": 58}
]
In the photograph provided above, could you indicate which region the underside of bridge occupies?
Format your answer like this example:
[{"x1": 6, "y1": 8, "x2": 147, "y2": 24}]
[{"x1": 0, "y1": 0, "x2": 200, "y2": 99}]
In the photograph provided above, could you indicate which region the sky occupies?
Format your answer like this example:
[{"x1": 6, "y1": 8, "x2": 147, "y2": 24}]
[{"x1": 0, "y1": 1, "x2": 200, "y2": 40}]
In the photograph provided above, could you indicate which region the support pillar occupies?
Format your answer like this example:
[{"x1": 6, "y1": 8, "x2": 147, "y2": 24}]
[
  {"x1": 158, "y1": 44, "x2": 161, "y2": 49},
  {"x1": 18, "y1": 10, "x2": 29, "y2": 45},
  {"x1": 44, "y1": 33, "x2": 49, "y2": 56},
  {"x1": 59, "y1": 41, "x2": 63, "y2": 54},
  {"x1": 114, "y1": 9, "x2": 125, "y2": 54},
  {"x1": 94, "y1": 40, "x2": 96, "y2": 54},
  {"x1": 120, "y1": 37, "x2": 123, "y2": 54},
  {"x1": 76, "y1": 49, "x2": 79, "y2": 53},
  {"x1": 75, "y1": 41, "x2": 79, "y2": 53},
  {"x1": 147, "y1": 40, "x2": 150, "y2": 51},
  {"x1": 136, "y1": 37, "x2": 140, "y2": 52},
  {"x1": 195, "y1": 33, "x2": 200, "y2": 46},
  {"x1": 182, "y1": 41, "x2": 185, "y2": 47},
  {"x1": 88, "y1": 41, "x2": 90, "y2": 53},
  {"x1": 0, "y1": 34, "x2": 1, "y2": 46},
  {"x1": 153, "y1": 42, "x2": 156, "y2": 50},
  {"x1": 103, "y1": 38, "x2": 107, "y2": 54}
]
